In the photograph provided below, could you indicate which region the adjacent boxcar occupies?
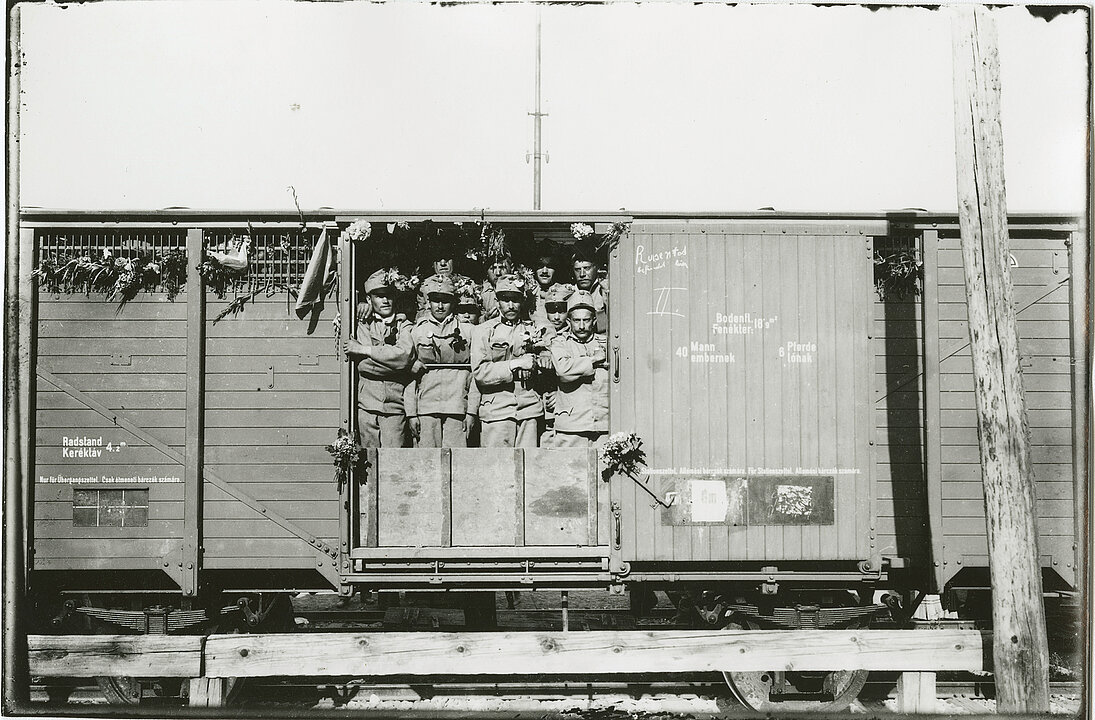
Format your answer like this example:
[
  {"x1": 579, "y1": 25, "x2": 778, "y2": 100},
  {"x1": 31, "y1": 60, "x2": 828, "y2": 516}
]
[{"x1": 19, "y1": 209, "x2": 1085, "y2": 706}]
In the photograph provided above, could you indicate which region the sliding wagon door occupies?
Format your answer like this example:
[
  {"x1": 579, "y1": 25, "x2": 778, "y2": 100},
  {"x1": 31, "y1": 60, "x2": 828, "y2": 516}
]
[{"x1": 610, "y1": 221, "x2": 876, "y2": 566}]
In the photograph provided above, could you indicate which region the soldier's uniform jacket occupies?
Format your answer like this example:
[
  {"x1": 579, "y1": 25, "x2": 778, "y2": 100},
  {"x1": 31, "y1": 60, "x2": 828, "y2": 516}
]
[
  {"x1": 406, "y1": 314, "x2": 476, "y2": 417},
  {"x1": 588, "y1": 280, "x2": 609, "y2": 333},
  {"x1": 355, "y1": 315, "x2": 414, "y2": 413},
  {"x1": 479, "y1": 281, "x2": 500, "y2": 321},
  {"x1": 531, "y1": 283, "x2": 558, "y2": 326},
  {"x1": 417, "y1": 273, "x2": 474, "y2": 316},
  {"x1": 548, "y1": 331, "x2": 609, "y2": 434},
  {"x1": 471, "y1": 318, "x2": 554, "y2": 422}
]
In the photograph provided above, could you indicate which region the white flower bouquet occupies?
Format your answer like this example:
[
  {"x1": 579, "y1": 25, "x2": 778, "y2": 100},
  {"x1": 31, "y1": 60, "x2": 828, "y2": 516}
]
[
  {"x1": 570, "y1": 222, "x2": 594, "y2": 241},
  {"x1": 599, "y1": 432, "x2": 646, "y2": 480},
  {"x1": 325, "y1": 428, "x2": 362, "y2": 489},
  {"x1": 347, "y1": 220, "x2": 373, "y2": 243}
]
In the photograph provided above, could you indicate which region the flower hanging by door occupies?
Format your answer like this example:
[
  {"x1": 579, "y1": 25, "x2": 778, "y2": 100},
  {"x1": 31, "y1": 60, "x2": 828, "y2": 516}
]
[{"x1": 325, "y1": 428, "x2": 363, "y2": 491}]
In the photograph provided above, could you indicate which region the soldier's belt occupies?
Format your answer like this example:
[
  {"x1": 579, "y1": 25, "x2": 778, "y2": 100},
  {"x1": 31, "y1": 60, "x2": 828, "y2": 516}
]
[{"x1": 422, "y1": 363, "x2": 472, "y2": 370}]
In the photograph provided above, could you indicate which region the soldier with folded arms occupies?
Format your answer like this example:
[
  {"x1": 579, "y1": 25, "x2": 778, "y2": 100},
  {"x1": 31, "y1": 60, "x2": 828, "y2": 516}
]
[
  {"x1": 547, "y1": 290, "x2": 609, "y2": 448},
  {"x1": 471, "y1": 274, "x2": 553, "y2": 447}
]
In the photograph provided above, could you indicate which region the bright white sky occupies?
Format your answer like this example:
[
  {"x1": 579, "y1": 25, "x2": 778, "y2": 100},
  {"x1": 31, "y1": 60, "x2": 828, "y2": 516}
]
[{"x1": 15, "y1": 2, "x2": 1088, "y2": 213}]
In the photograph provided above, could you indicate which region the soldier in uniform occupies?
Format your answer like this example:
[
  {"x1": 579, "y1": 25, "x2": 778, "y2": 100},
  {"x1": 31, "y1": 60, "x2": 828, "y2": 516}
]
[
  {"x1": 456, "y1": 295, "x2": 481, "y2": 326},
  {"x1": 406, "y1": 276, "x2": 477, "y2": 448},
  {"x1": 479, "y1": 256, "x2": 512, "y2": 322},
  {"x1": 547, "y1": 290, "x2": 609, "y2": 447},
  {"x1": 343, "y1": 269, "x2": 414, "y2": 448},
  {"x1": 453, "y1": 281, "x2": 482, "y2": 444},
  {"x1": 530, "y1": 247, "x2": 563, "y2": 326},
  {"x1": 471, "y1": 274, "x2": 553, "y2": 448},
  {"x1": 537, "y1": 283, "x2": 575, "y2": 447},
  {"x1": 417, "y1": 252, "x2": 474, "y2": 318},
  {"x1": 571, "y1": 249, "x2": 609, "y2": 333},
  {"x1": 543, "y1": 282, "x2": 576, "y2": 333}
]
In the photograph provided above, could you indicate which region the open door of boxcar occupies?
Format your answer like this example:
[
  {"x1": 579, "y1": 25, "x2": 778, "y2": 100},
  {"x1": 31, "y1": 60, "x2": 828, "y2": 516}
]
[{"x1": 339, "y1": 219, "x2": 614, "y2": 591}]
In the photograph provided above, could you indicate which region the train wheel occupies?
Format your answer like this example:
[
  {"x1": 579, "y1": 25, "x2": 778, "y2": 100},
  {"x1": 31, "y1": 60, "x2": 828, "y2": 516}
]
[
  {"x1": 89, "y1": 593, "x2": 288, "y2": 706},
  {"x1": 720, "y1": 615, "x2": 868, "y2": 713},
  {"x1": 722, "y1": 668, "x2": 868, "y2": 712},
  {"x1": 96, "y1": 676, "x2": 220, "y2": 706}
]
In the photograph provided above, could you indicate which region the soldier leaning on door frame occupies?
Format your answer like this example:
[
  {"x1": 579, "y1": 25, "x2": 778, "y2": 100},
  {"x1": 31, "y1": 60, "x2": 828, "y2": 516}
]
[{"x1": 344, "y1": 269, "x2": 414, "y2": 448}]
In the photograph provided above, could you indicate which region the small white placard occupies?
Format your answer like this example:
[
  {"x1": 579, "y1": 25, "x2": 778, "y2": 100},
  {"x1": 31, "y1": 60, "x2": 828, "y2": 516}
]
[{"x1": 689, "y1": 480, "x2": 729, "y2": 522}]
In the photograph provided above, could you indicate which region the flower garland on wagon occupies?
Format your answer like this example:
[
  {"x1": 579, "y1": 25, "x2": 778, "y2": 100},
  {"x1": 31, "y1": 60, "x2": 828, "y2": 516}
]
[
  {"x1": 325, "y1": 428, "x2": 364, "y2": 490},
  {"x1": 32, "y1": 248, "x2": 189, "y2": 302},
  {"x1": 873, "y1": 247, "x2": 922, "y2": 301}
]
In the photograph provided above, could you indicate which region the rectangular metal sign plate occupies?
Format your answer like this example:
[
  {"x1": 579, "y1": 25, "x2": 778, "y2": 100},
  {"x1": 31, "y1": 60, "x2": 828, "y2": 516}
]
[{"x1": 657, "y1": 475, "x2": 834, "y2": 526}]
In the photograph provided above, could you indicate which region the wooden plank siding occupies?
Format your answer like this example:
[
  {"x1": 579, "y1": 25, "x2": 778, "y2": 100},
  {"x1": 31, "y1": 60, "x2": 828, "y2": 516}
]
[
  {"x1": 366, "y1": 448, "x2": 601, "y2": 549},
  {"x1": 31, "y1": 223, "x2": 342, "y2": 582},
  {"x1": 33, "y1": 285, "x2": 188, "y2": 563},
  {"x1": 928, "y1": 232, "x2": 1077, "y2": 587},
  {"x1": 612, "y1": 223, "x2": 874, "y2": 564},
  {"x1": 201, "y1": 294, "x2": 341, "y2": 567}
]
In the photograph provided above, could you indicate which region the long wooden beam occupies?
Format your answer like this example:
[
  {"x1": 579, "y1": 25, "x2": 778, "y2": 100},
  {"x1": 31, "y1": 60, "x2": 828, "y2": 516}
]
[
  {"x1": 202, "y1": 630, "x2": 988, "y2": 678},
  {"x1": 27, "y1": 635, "x2": 203, "y2": 678}
]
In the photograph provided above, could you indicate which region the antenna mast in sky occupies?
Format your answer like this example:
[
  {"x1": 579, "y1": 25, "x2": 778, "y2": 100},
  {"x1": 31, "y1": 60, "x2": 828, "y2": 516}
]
[{"x1": 528, "y1": 12, "x2": 547, "y2": 210}]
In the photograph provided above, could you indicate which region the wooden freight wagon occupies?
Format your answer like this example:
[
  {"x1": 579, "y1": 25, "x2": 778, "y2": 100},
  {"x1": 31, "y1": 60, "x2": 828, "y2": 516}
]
[{"x1": 18, "y1": 210, "x2": 1084, "y2": 706}]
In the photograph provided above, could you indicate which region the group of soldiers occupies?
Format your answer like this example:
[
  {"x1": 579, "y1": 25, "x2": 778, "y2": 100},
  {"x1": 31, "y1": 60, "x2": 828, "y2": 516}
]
[{"x1": 343, "y1": 246, "x2": 610, "y2": 450}]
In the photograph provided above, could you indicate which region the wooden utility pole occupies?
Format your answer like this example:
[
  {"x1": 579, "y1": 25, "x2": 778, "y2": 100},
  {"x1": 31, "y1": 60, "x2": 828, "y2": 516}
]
[
  {"x1": 4, "y1": 4, "x2": 30, "y2": 709},
  {"x1": 950, "y1": 5, "x2": 1049, "y2": 713}
]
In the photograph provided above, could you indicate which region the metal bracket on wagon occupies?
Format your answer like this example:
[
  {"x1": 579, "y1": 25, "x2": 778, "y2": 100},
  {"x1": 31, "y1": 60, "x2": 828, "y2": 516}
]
[{"x1": 159, "y1": 542, "x2": 188, "y2": 589}]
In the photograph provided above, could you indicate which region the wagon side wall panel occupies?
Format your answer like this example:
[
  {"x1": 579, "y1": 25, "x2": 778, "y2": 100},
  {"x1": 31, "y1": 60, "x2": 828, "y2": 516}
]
[
  {"x1": 34, "y1": 291, "x2": 189, "y2": 568},
  {"x1": 201, "y1": 296, "x2": 341, "y2": 569},
  {"x1": 932, "y1": 234, "x2": 1076, "y2": 588}
]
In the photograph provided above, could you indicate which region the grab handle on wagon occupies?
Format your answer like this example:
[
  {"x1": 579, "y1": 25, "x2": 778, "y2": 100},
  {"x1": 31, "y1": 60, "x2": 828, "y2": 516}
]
[{"x1": 612, "y1": 346, "x2": 620, "y2": 383}]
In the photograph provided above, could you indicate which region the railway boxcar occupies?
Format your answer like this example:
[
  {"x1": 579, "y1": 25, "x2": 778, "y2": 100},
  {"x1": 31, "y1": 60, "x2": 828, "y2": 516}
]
[{"x1": 18, "y1": 209, "x2": 1086, "y2": 708}]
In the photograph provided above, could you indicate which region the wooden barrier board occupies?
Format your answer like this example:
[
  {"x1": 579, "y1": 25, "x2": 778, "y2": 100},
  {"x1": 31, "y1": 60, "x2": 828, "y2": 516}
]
[
  {"x1": 28, "y1": 634, "x2": 203, "y2": 677},
  {"x1": 203, "y1": 629, "x2": 987, "y2": 678}
]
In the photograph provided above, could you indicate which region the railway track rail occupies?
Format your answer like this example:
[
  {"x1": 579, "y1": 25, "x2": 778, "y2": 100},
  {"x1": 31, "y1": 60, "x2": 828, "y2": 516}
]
[{"x1": 31, "y1": 677, "x2": 1083, "y2": 710}]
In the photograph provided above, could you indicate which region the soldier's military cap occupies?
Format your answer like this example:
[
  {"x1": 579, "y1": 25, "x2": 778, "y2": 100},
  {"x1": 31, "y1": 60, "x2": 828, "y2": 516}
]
[
  {"x1": 494, "y1": 274, "x2": 528, "y2": 298},
  {"x1": 544, "y1": 283, "x2": 576, "y2": 304},
  {"x1": 363, "y1": 269, "x2": 393, "y2": 295},
  {"x1": 421, "y1": 274, "x2": 456, "y2": 297},
  {"x1": 566, "y1": 290, "x2": 596, "y2": 314}
]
